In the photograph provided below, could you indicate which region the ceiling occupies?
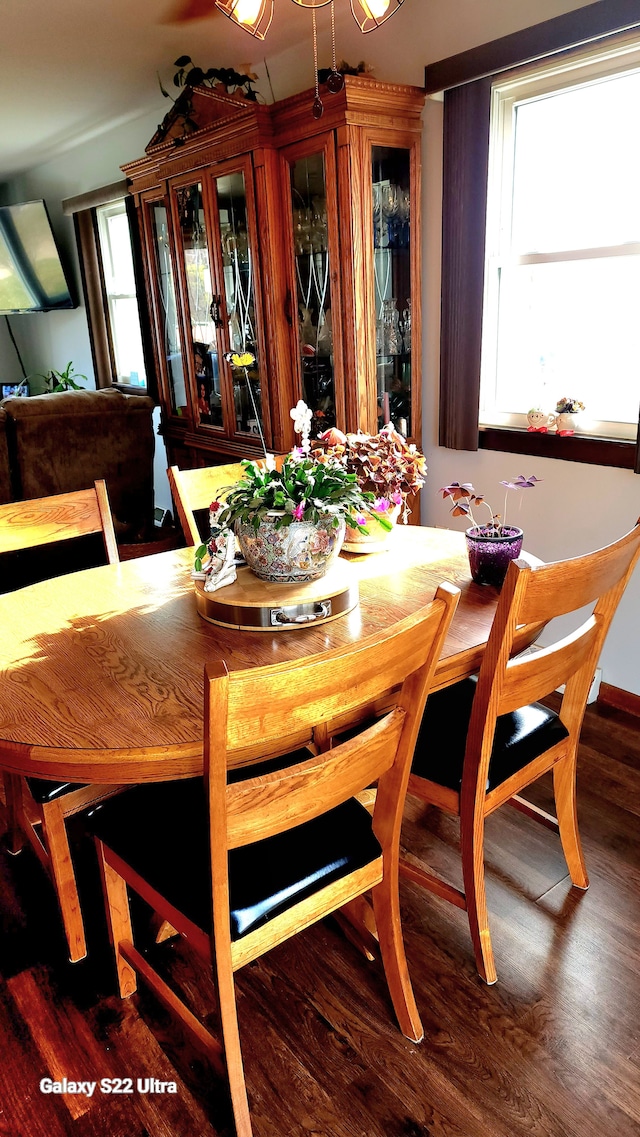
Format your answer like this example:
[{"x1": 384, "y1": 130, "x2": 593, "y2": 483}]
[{"x1": 0, "y1": 0, "x2": 345, "y2": 179}]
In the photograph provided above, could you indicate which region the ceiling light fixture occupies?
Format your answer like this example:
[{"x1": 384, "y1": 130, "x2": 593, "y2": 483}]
[
  {"x1": 214, "y1": 0, "x2": 404, "y2": 38},
  {"x1": 214, "y1": 0, "x2": 274, "y2": 39}
]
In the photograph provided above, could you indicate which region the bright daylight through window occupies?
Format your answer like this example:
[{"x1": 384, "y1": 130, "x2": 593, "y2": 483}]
[
  {"x1": 480, "y1": 40, "x2": 640, "y2": 441},
  {"x1": 96, "y1": 200, "x2": 147, "y2": 388}
]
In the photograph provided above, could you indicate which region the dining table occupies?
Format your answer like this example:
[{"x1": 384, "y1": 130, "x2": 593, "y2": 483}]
[{"x1": 0, "y1": 525, "x2": 540, "y2": 786}]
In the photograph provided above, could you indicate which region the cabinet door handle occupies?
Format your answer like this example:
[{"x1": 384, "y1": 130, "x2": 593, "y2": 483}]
[{"x1": 210, "y1": 296, "x2": 224, "y2": 328}]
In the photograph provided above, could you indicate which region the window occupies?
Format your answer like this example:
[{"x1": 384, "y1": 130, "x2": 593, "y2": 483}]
[
  {"x1": 95, "y1": 200, "x2": 147, "y2": 388},
  {"x1": 66, "y1": 182, "x2": 154, "y2": 397},
  {"x1": 481, "y1": 39, "x2": 640, "y2": 443}
]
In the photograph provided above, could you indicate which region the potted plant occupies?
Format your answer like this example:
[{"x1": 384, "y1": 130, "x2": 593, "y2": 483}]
[
  {"x1": 440, "y1": 474, "x2": 541, "y2": 587},
  {"x1": 311, "y1": 423, "x2": 427, "y2": 552},
  {"x1": 553, "y1": 397, "x2": 585, "y2": 436},
  {"x1": 31, "y1": 361, "x2": 88, "y2": 394},
  {"x1": 197, "y1": 404, "x2": 377, "y2": 583}
]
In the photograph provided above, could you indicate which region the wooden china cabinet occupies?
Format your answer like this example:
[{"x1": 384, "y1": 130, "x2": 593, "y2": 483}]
[{"x1": 123, "y1": 76, "x2": 425, "y2": 470}]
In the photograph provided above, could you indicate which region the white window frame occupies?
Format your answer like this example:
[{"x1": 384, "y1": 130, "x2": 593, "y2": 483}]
[
  {"x1": 96, "y1": 199, "x2": 146, "y2": 388},
  {"x1": 480, "y1": 32, "x2": 640, "y2": 442}
]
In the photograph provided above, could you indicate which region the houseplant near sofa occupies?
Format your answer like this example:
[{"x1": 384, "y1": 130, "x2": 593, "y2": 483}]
[{"x1": 440, "y1": 475, "x2": 541, "y2": 587}]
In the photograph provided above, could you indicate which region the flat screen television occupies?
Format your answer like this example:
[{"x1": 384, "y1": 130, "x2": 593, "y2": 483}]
[{"x1": 0, "y1": 200, "x2": 75, "y2": 314}]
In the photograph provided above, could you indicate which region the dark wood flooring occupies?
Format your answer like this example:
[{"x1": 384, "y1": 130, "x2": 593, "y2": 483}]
[{"x1": 1, "y1": 698, "x2": 639, "y2": 1137}]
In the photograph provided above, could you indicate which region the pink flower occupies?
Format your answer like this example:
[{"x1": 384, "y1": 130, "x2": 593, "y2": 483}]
[
  {"x1": 292, "y1": 502, "x2": 305, "y2": 521},
  {"x1": 390, "y1": 491, "x2": 403, "y2": 506},
  {"x1": 373, "y1": 497, "x2": 390, "y2": 513},
  {"x1": 354, "y1": 513, "x2": 367, "y2": 527}
]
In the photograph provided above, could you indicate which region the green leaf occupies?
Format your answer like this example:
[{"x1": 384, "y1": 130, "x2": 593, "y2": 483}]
[
  {"x1": 174, "y1": 55, "x2": 192, "y2": 67},
  {"x1": 195, "y1": 543, "x2": 207, "y2": 560}
]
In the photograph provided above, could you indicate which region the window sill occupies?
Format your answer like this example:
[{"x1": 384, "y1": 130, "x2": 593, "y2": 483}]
[
  {"x1": 110, "y1": 381, "x2": 154, "y2": 399},
  {"x1": 479, "y1": 427, "x2": 637, "y2": 471}
]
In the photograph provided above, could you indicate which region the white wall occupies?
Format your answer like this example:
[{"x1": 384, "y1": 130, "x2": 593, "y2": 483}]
[{"x1": 3, "y1": 0, "x2": 639, "y2": 689}]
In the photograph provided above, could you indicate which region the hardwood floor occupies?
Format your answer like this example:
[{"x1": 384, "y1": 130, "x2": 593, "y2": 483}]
[{"x1": 0, "y1": 698, "x2": 638, "y2": 1137}]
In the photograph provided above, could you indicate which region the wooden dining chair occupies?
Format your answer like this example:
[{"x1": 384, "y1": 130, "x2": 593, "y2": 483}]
[
  {"x1": 168, "y1": 456, "x2": 284, "y2": 547},
  {"x1": 401, "y1": 521, "x2": 640, "y2": 985},
  {"x1": 168, "y1": 462, "x2": 252, "y2": 546},
  {"x1": 0, "y1": 481, "x2": 126, "y2": 962},
  {"x1": 86, "y1": 585, "x2": 459, "y2": 1137}
]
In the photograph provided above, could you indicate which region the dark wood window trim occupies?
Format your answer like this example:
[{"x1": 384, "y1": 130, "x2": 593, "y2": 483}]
[
  {"x1": 438, "y1": 77, "x2": 492, "y2": 453},
  {"x1": 479, "y1": 428, "x2": 637, "y2": 471},
  {"x1": 435, "y1": 3, "x2": 640, "y2": 474},
  {"x1": 72, "y1": 192, "x2": 157, "y2": 401},
  {"x1": 425, "y1": 0, "x2": 640, "y2": 94}
]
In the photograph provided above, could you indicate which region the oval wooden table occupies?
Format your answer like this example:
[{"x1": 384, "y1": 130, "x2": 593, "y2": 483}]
[{"x1": 0, "y1": 526, "x2": 540, "y2": 784}]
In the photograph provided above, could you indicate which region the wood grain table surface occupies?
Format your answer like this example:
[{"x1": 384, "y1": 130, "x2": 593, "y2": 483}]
[{"x1": 0, "y1": 526, "x2": 539, "y2": 783}]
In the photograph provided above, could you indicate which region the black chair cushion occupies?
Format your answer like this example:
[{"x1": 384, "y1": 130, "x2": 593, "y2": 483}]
[
  {"x1": 85, "y1": 773, "x2": 381, "y2": 942},
  {"x1": 412, "y1": 677, "x2": 569, "y2": 793},
  {"x1": 26, "y1": 778, "x2": 88, "y2": 804}
]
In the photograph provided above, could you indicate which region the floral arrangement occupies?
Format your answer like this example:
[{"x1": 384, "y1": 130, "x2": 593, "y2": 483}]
[
  {"x1": 311, "y1": 423, "x2": 427, "y2": 524},
  {"x1": 209, "y1": 452, "x2": 378, "y2": 534},
  {"x1": 555, "y1": 397, "x2": 585, "y2": 415},
  {"x1": 440, "y1": 474, "x2": 541, "y2": 536}
]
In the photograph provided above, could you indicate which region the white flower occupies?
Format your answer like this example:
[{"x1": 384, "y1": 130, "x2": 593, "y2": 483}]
[{"x1": 290, "y1": 400, "x2": 313, "y2": 454}]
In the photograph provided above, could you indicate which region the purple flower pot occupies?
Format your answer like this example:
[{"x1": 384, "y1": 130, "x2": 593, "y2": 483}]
[{"x1": 465, "y1": 526, "x2": 524, "y2": 588}]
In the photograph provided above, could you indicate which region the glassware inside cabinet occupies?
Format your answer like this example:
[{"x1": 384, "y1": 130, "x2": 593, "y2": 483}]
[
  {"x1": 149, "y1": 202, "x2": 187, "y2": 416},
  {"x1": 372, "y1": 146, "x2": 412, "y2": 438},
  {"x1": 214, "y1": 170, "x2": 264, "y2": 442},
  {"x1": 290, "y1": 153, "x2": 336, "y2": 436},
  {"x1": 174, "y1": 182, "x2": 223, "y2": 429}
]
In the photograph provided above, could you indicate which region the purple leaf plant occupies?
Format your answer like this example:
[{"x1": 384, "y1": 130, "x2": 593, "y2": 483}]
[{"x1": 440, "y1": 475, "x2": 541, "y2": 535}]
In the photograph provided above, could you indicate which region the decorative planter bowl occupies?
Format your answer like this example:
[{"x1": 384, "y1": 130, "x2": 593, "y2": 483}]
[
  {"x1": 343, "y1": 504, "x2": 401, "y2": 554},
  {"x1": 465, "y1": 525, "x2": 523, "y2": 588},
  {"x1": 236, "y1": 513, "x2": 346, "y2": 583}
]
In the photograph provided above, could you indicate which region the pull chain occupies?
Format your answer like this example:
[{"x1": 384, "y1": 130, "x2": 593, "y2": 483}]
[
  {"x1": 311, "y1": 7, "x2": 323, "y2": 118},
  {"x1": 326, "y1": 1, "x2": 344, "y2": 93}
]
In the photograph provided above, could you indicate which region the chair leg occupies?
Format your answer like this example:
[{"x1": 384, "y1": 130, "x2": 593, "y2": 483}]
[
  {"x1": 2, "y1": 772, "x2": 26, "y2": 854},
  {"x1": 95, "y1": 841, "x2": 137, "y2": 998},
  {"x1": 40, "y1": 801, "x2": 87, "y2": 963},
  {"x1": 553, "y1": 754, "x2": 589, "y2": 890},
  {"x1": 460, "y1": 814, "x2": 497, "y2": 985},
  {"x1": 372, "y1": 867, "x2": 424, "y2": 1043},
  {"x1": 214, "y1": 952, "x2": 253, "y2": 1137}
]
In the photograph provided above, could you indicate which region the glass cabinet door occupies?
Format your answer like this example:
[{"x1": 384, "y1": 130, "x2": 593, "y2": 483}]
[
  {"x1": 213, "y1": 168, "x2": 265, "y2": 443},
  {"x1": 285, "y1": 144, "x2": 342, "y2": 436},
  {"x1": 173, "y1": 182, "x2": 223, "y2": 429},
  {"x1": 148, "y1": 200, "x2": 188, "y2": 417},
  {"x1": 371, "y1": 146, "x2": 413, "y2": 437}
]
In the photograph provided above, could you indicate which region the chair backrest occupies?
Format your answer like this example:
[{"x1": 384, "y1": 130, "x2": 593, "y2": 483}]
[
  {"x1": 168, "y1": 457, "x2": 285, "y2": 546},
  {"x1": 0, "y1": 480, "x2": 119, "y2": 563},
  {"x1": 464, "y1": 520, "x2": 640, "y2": 799},
  {"x1": 168, "y1": 462, "x2": 251, "y2": 546},
  {"x1": 204, "y1": 581, "x2": 459, "y2": 889}
]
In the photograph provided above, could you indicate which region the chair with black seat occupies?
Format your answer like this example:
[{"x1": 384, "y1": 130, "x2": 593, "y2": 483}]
[
  {"x1": 86, "y1": 585, "x2": 459, "y2": 1137},
  {"x1": 400, "y1": 521, "x2": 640, "y2": 986},
  {"x1": 0, "y1": 481, "x2": 127, "y2": 962}
]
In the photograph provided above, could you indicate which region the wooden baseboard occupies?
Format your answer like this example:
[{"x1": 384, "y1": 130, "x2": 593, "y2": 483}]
[{"x1": 598, "y1": 683, "x2": 640, "y2": 718}]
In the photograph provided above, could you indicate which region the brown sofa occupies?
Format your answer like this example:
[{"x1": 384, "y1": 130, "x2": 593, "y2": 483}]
[
  {"x1": 0, "y1": 388, "x2": 155, "y2": 536},
  {"x1": 0, "y1": 388, "x2": 158, "y2": 591},
  {"x1": 0, "y1": 406, "x2": 9, "y2": 506}
]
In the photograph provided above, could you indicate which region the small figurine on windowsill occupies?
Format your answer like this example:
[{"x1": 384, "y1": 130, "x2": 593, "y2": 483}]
[
  {"x1": 553, "y1": 397, "x2": 585, "y2": 436},
  {"x1": 526, "y1": 407, "x2": 553, "y2": 433}
]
